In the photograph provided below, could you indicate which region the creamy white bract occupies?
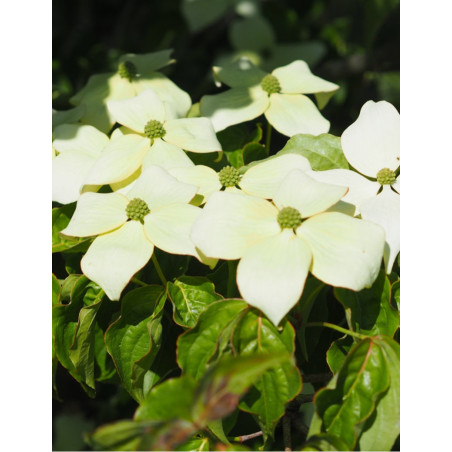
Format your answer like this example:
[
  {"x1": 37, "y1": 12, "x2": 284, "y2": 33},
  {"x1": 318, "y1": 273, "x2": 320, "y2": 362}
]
[
  {"x1": 308, "y1": 100, "x2": 400, "y2": 273},
  {"x1": 61, "y1": 165, "x2": 215, "y2": 300},
  {"x1": 200, "y1": 58, "x2": 338, "y2": 136},
  {"x1": 191, "y1": 169, "x2": 385, "y2": 325}
]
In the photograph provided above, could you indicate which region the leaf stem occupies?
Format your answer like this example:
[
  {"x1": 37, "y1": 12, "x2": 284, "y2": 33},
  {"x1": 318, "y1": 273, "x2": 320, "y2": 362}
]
[
  {"x1": 305, "y1": 321, "x2": 367, "y2": 340},
  {"x1": 265, "y1": 123, "x2": 272, "y2": 154},
  {"x1": 131, "y1": 277, "x2": 148, "y2": 287},
  {"x1": 152, "y1": 253, "x2": 167, "y2": 286}
]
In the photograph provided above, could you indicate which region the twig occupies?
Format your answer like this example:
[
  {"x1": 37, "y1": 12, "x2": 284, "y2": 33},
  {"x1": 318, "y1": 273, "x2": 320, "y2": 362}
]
[
  {"x1": 283, "y1": 415, "x2": 292, "y2": 451},
  {"x1": 232, "y1": 431, "x2": 263, "y2": 443}
]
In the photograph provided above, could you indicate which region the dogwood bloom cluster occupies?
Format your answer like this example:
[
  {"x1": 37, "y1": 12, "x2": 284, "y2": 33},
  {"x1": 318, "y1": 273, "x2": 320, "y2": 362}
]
[
  {"x1": 200, "y1": 58, "x2": 339, "y2": 136},
  {"x1": 308, "y1": 100, "x2": 400, "y2": 273},
  {"x1": 54, "y1": 52, "x2": 398, "y2": 326}
]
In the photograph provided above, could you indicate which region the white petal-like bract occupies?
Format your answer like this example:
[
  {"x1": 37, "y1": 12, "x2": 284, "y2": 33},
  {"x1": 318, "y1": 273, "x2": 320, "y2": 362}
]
[
  {"x1": 341, "y1": 100, "x2": 400, "y2": 177},
  {"x1": 81, "y1": 221, "x2": 154, "y2": 301},
  {"x1": 237, "y1": 229, "x2": 312, "y2": 326},
  {"x1": 360, "y1": 186, "x2": 400, "y2": 274},
  {"x1": 61, "y1": 192, "x2": 129, "y2": 237},
  {"x1": 298, "y1": 212, "x2": 385, "y2": 290},
  {"x1": 191, "y1": 191, "x2": 280, "y2": 260},
  {"x1": 265, "y1": 93, "x2": 330, "y2": 137}
]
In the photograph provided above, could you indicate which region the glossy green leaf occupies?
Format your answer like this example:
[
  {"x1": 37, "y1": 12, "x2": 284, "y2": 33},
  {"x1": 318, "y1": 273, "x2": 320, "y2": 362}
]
[
  {"x1": 68, "y1": 285, "x2": 104, "y2": 389},
  {"x1": 312, "y1": 337, "x2": 391, "y2": 449},
  {"x1": 334, "y1": 269, "x2": 400, "y2": 337},
  {"x1": 326, "y1": 335, "x2": 354, "y2": 375},
  {"x1": 234, "y1": 311, "x2": 302, "y2": 437},
  {"x1": 52, "y1": 204, "x2": 92, "y2": 253},
  {"x1": 135, "y1": 375, "x2": 197, "y2": 422},
  {"x1": 52, "y1": 274, "x2": 61, "y2": 306},
  {"x1": 358, "y1": 337, "x2": 400, "y2": 451},
  {"x1": 277, "y1": 133, "x2": 349, "y2": 171},
  {"x1": 168, "y1": 276, "x2": 223, "y2": 328},
  {"x1": 53, "y1": 275, "x2": 104, "y2": 396},
  {"x1": 392, "y1": 279, "x2": 400, "y2": 311},
  {"x1": 300, "y1": 432, "x2": 349, "y2": 451},
  {"x1": 177, "y1": 299, "x2": 248, "y2": 379},
  {"x1": 105, "y1": 285, "x2": 166, "y2": 402},
  {"x1": 193, "y1": 353, "x2": 291, "y2": 425},
  {"x1": 207, "y1": 419, "x2": 230, "y2": 445}
]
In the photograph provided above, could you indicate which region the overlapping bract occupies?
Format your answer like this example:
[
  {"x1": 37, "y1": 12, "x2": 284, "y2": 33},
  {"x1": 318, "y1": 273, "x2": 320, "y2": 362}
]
[{"x1": 53, "y1": 52, "x2": 398, "y2": 326}]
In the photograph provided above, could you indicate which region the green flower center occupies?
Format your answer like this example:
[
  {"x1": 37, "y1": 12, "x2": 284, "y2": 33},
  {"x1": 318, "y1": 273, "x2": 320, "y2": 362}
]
[
  {"x1": 118, "y1": 61, "x2": 137, "y2": 81},
  {"x1": 126, "y1": 198, "x2": 150, "y2": 223},
  {"x1": 277, "y1": 207, "x2": 302, "y2": 230},
  {"x1": 144, "y1": 120, "x2": 166, "y2": 139},
  {"x1": 376, "y1": 168, "x2": 396, "y2": 185},
  {"x1": 261, "y1": 74, "x2": 281, "y2": 95},
  {"x1": 219, "y1": 166, "x2": 241, "y2": 187}
]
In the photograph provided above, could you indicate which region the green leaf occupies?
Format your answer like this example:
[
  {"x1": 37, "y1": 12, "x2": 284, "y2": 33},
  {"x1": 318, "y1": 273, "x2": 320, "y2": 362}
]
[
  {"x1": 181, "y1": 0, "x2": 229, "y2": 32},
  {"x1": 358, "y1": 337, "x2": 400, "y2": 451},
  {"x1": 177, "y1": 299, "x2": 248, "y2": 379},
  {"x1": 168, "y1": 276, "x2": 223, "y2": 328},
  {"x1": 52, "y1": 274, "x2": 61, "y2": 306},
  {"x1": 86, "y1": 419, "x2": 160, "y2": 451},
  {"x1": 334, "y1": 269, "x2": 400, "y2": 337},
  {"x1": 186, "y1": 150, "x2": 229, "y2": 172},
  {"x1": 300, "y1": 432, "x2": 349, "y2": 451},
  {"x1": 175, "y1": 437, "x2": 212, "y2": 451},
  {"x1": 104, "y1": 285, "x2": 166, "y2": 402},
  {"x1": 326, "y1": 335, "x2": 354, "y2": 375},
  {"x1": 392, "y1": 279, "x2": 400, "y2": 311},
  {"x1": 312, "y1": 337, "x2": 391, "y2": 449},
  {"x1": 192, "y1": 354, "x2": 292, "y2": 424},
  {"x1": 207, "y1": 419, "x2": 230, "y2": 445},
  {"x1": 217, "y1": 123, "x2": 263, "y2": 168},
  {"x1": 52, "y1": 204, "x2": 92, "y2": 253},
  {"x1": 53, "y1": 275, "x2": 104, "y2": 396},
  {"x1": 234, "y1": 311, "x2": 302, "y2": 437},
  {"x1": 135, "y1": 375, "x2": 198, "y2": 422},
  {"x1": 277, "y1": 133, "x2": 349, "y2": 171},
  {"x1": 229, "y1": 16, "x2": 275, "y2": 53},
  {"x1": 68, "y1": 285, "x2": 104, "y2": 389},
  {"x1": 242, "y1": 142, "x2": 267, "y2": 165}
]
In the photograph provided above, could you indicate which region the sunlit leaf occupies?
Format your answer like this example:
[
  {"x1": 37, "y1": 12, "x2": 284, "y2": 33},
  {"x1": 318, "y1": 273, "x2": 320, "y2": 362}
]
[
  {"x1": 277, "y1": 133, "x2": 349, "y2": 171},
  {"x1": 168, "y1": 276, "x2": 223, "y2": 328}
]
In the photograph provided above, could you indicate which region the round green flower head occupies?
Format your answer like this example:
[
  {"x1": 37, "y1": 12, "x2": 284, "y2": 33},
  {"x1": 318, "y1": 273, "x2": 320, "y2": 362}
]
[
  {"x1": 277, "y1": 207, "x2": 302, "y2": 230},
  {"x1": 144, "y1": 120, "x2": 166, "y2": 139},
  {"x1": 376, "y1": 168, "x2": 396, "y2": 185},
  {"x1": 126, "y1": 198, "x2": 150, "y2": 223},
  {"x1": 261, "y1": 74, "x2": 281, "y2": 95},
  {"x1": 118, "y1": 61, "x2": 138, "y2": 81},
  {"x1": 219, "y1": 166, "x2": 241, "y2": 188}
]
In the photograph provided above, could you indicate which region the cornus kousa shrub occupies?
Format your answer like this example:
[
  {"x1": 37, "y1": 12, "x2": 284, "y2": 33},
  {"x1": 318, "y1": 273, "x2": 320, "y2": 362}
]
[{"x1": 52, "y1": 49, "x2": 400, "y2": 452}]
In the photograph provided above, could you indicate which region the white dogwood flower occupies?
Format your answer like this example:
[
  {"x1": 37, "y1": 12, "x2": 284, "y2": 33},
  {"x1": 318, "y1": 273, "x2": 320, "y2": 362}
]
[
  {"x1": 200, "y1": 58, "x2": 338, "y2": 136},
  {"x1": 82, "y1": 89, "x2": 221, "y2": 188},
  {"x1": 191, "y1": 169, "x2": 385, "y2": 325},
  {"x1": 307, "y1": 100, "x2": 400, "y2": 273},
  {"x1": 70, "y1": 50, "x2": 191, "y2": 133},
  {"x1": 61, "y1": 165, "x2": 215, "y2": 300},
  {"x1": 168, "y1": 153, "x2": 312, "y2": 202}
]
